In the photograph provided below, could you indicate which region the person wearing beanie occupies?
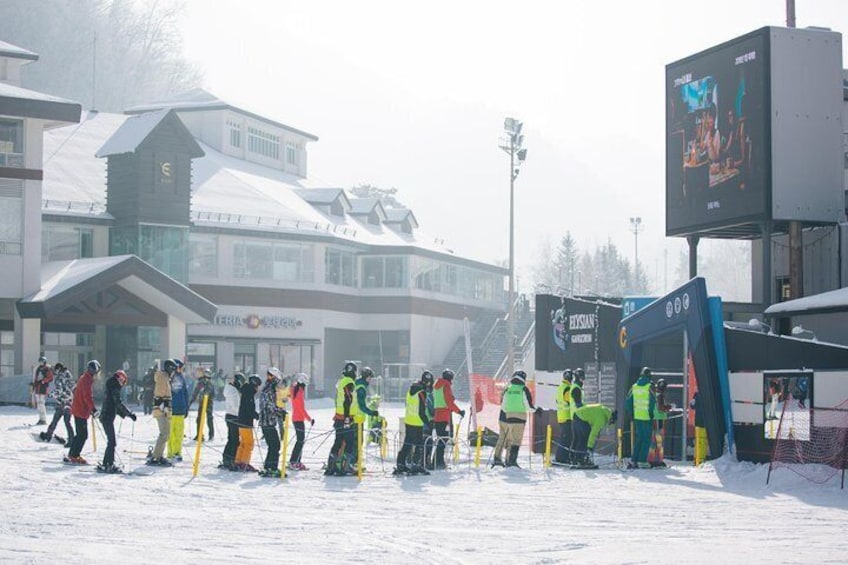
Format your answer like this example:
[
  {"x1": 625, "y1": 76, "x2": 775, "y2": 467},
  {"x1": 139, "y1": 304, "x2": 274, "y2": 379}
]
[
  {"x1": 626, "y1": 367, "x2": 656, "y2": 469},
  {"x1": 492, "y1": 370, "x2": 541, "y2": 468},
  {"x1": 432, "y1": 369, "x2": 465, "y2": 470},
  {"x1": 40, "y1": 362, "x2": 75, "y2": 445},
  {"x1": 233, "y1": 375, "x2": 261, "y2": 472},
  {"x1": 220, "y1": 372, "x2": 245, "y2": 470},
  {"x1": 554, "y1": 369, "x2": 574, "y2": 465},
  {"x1": 96, "y1": 370, "x2": 137, "y2": 473}
]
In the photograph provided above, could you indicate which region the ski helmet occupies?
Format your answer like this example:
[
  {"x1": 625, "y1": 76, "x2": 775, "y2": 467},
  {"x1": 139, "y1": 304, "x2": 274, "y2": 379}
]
[
  {"x1": 442, "y1": 369, "x2": 455, "y2": 381},
  {"x1": 172, "y1": 358, "x2": 185, "y2": 371},
  {"x1": 361, "y1": 366, "x2": 374, "y2": 379},
  {"x1": 87, "y1": 360, "x2": 101, "y2": 374},
  {"x1": 233, "y1": 372, "x2": 246, "y2": 387},
  {"x1": 248, "y1": 375, "x2": 262, "y2": 388},
  {"x1": 573, "y1": 368, "x2": 585, "y2": 383},
  {"x1": 267, "y1": 366, "x2": 282, "y2": 380},
  {"x1": 562, "y1": 369, "x2": 574, "y2": 382},
  {"x1": 421, "y1": 370, "x2": 434, "y2": 386},
  {"x1": 296, "y1": 372, "x2": 310, "y2": 385},
  {"x1": 343, "y1": 361, "x2": 358, "y2": 377},
  {"x1": 38, "y1": 356, "x2": 47, "y2": 364},
  {"x1": 640, "y1": 366, "x2": 652, "y2": 378},
  {"x1": 53, "y1": 362, "x2": 65, "y2": 372},
  {"x1": 163, "y1": 359, "x2": 177, "y2": 374},
  {"x1": 512, "y1": 370, "x2": 527, "y2": 384},
  {"x1": 114, "y1": 370, "x2": 129, "y2": 386},
  {"x1": 654, "y1": 378, "x2": 667, "y2": 393}
]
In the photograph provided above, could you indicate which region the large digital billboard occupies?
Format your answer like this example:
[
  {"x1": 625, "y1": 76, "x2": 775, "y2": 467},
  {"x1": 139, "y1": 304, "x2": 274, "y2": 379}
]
[{"x1": 666, "y1": 28, "x2": 769, "y2": 236}]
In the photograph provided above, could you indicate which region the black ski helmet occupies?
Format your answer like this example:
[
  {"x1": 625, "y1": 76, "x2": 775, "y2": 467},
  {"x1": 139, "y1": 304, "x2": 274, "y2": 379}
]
[
  {"x1": 361, "y1": 366, "x2": 374, "y2": 379},
  {"x1": 53, "y1": 362, "x2": 65, "y2": 372},
  {"x1": 442, "y1": 369, "x2": 455, "y2": 381},
  {"x1": 163, "y1": 359, "x2": 178, "y2": 373},
  {"x1": 248, "y1": 375, "x2": 262, "y2": 388},
  {"x1": 512, "y1": 370, "x2": 527, "y2": 384},
  {"x1": 233, "y1": 372, "x2": 246, "y2": 387},
  {"x1": 562, "y1": 369, "x2": 574, "y2": 382},
  {"x1": 343, "y1": 361, "x2": 358, "y2": 377},
  {"x1": 421, "y1": 370, "x2": 434, "y2": 385},
  {"x1": 573, "y1": 368, "x2": 585, "y2": 383}
]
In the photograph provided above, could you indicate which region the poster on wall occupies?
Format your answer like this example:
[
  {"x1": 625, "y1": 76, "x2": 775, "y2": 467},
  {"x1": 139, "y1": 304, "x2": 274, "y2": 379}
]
[
  {"x1": 763, "y1": 371, "x2": 812, "y2": 440},
  {"x1": 666, "y1": 28, "x2": 769, "y2": 235}
]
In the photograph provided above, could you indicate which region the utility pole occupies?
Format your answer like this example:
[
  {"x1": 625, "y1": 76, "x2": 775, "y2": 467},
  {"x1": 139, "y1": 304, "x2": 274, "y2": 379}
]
[
  {"x1": 629, "y1": 217, "x2": 643, "y2": 288},
  {"x1": 786, "y1": 0, "x2": 803, "y2": 304}
]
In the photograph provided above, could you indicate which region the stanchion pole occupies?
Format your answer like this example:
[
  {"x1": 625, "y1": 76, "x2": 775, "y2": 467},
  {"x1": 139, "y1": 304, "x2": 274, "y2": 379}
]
[
  {"x1": 617, "y1": 427, "x2": 623, "y2": 466},
  {"x1": 90, "y1": 415, "x2": 97, "y2": 452},
  {"x1": 474, "y1": 426, "x2": 483, "y2": 468},
  {"x1": 452, "y1": 415, "x2": 464, "y2": 464},
  {"x1": 281, "y1": 414, "x2": 289, "y2": 479},
  {"x1": 381, "y1": 418, "x2": 388, "y2": 459},
  {"x1": 357, "y1": 421, "x2": 364, "y2": 482},
  {"x1": 544, "y1": 424, "x2": 552, "y2": 468},
  {"x1": 192, "y1": 394, "x2": 209, "y2": 477}
]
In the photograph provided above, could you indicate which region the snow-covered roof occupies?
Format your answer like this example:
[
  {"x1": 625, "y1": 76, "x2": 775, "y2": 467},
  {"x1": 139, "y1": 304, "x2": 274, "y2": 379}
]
[
  {"x1": 385, "y1": 208, "x2": 419, "y2": 228},
  {"x1": 0, "y1": 40, "x2": 38, "y2": 61},
  {"x1": 0, "y1": 82, "x2": 75, "y2": 105},
  {"x1": 95, "y1": 109, "x2": 167, "y2": 157},
  {"x1": 764, "y1": 287, "x2": 848, "y2": 317},
  {"x1": 0, "y1": 82, "x2": 81, "y2": 123},
  {"x1": 125, "y1": 87, "x2": 319, "y2": 141},
  {"x1": 41, "y1": 111, "x2": 491, "y2": 264},
  {"x1": 349, "y1": 198, "x2": 387, "y2": 220},
  {"x1": 293, "y1": 188, "x2": 348, "y2": 206}
]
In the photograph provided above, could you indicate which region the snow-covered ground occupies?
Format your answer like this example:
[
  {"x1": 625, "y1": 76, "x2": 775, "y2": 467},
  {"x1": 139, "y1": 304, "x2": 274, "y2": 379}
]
[{"x1": 1, "y1": 401, "x2": 846, "y2": 564}]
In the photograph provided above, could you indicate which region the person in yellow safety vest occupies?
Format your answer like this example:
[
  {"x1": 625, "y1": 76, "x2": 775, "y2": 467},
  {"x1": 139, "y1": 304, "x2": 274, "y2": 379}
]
[
  {"x1": 492, "y1": 370, "x2": 542, "y2": 468},
  {"x1": 571, "y1": 403, "x2": 617, "y2": 468},
  {"x1": 568, "y1": 368, "x2": 585, "y2": 462},
  {"x1": 648, "y1": 378, "x2": 672, "y2": 468},
  {"x1": 394, "y1": 371, "x2": 432, "y2": 476},
  {"x1": 554, "y1": 369, "x2": 574, "y2": 465},
  {"x1": 352, "y1": 367, "x2": 378, "y2": 468},
  {"x1": 325, "y1": 362, "x2": 359, "y2": 476},
  {"x1": 626, "y1": 366, "x2": 656, "y2": 469},
  {"x1": 432, "y1": 369, "x2": 465, "y2": 470}
]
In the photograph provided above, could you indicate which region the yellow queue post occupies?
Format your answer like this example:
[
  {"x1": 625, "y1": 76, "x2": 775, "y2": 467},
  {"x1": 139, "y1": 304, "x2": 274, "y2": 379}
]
[
  {"x1": 281, "y1": 414, "x2": 289, "y2": 479},
  {"x1": 544, "y1": 424, "x2": 552, "y2": 468},
  {"x1": 192, "y1": 394, "x2": 209, "y2": 477},
  {"x1": 357, "y1": 422, "x2": 364, "y2": 481},
  {"x1": 380, "y1": 418, "x2": 388, "y2": 459},
  {"x1": 452, "y1": 416, "x2": 463, "y2": 464},
  {"x1": 474, "y1": 426, "x2": 483, "y2": 468},
  {"x1": 91, "y1": 415, "x2": 97, "y2": 451},
  {"x1": 617, "y1": 427, "x2": 623, "y2": 466}
]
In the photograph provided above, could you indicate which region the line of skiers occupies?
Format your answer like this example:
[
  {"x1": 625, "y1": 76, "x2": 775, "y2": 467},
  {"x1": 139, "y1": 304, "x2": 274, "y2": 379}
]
[{"x1": 554, "y1": 368, "x2": 617, "y2": 469}]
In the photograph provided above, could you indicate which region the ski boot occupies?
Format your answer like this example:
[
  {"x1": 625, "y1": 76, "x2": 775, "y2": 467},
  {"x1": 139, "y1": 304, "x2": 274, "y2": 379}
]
[
  {"x1": 96, "y1": 462, "x2": 123, "y2": 474},
  {"x1": 258, "y1": 467, "x2": 282, "y2": 478},
  {"x1": 409, "y1": 464, "x2": 430, "y2": 476},
  {"x1": 506, "y1": 447, "x2": 521, "y2": 468},
  {"x1": 324, "y1": 455, "x2": 337, "y2": 476},
  {"x1": 392, "y1": 464, "x2": 411, "y2": 476},
  {"x1": 39, "y1": 431, "x2": 51, "y2": 442}
]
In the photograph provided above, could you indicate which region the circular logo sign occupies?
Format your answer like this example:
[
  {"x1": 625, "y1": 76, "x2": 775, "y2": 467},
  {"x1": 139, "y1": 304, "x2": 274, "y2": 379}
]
[
  {"x1": 674, "y1": 297, "x2": 682, "y2": 315},
  {"x1": 683, "y1": 293, "x2": 690, "y2": 311},
  {"x1": 665, "y1": 301, "x2": 673, "y2": 318}
]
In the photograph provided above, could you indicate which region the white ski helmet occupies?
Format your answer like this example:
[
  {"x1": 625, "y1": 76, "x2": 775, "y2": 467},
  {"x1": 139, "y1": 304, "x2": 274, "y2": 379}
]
[
  {"x1": 267, "y1": 366, "x2": 282, "y2": 380},
  {"x1": 296, "y1": 372, "x2": 310, "y2": 385}
]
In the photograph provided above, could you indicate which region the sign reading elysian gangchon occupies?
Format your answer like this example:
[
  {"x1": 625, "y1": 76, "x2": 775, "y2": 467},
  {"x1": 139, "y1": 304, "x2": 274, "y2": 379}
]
[{"x1": 213, "y1": 313, "x2": 301, "y2": 329}]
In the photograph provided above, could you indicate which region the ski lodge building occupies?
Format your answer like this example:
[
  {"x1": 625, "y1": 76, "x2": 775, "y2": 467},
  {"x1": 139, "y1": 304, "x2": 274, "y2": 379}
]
[{"x1": 0, "y1": 41, "x2": 509, "y2": 396}]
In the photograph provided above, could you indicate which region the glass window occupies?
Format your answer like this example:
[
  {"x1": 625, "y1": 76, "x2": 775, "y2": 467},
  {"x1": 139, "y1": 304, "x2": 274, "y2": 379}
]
[
  {"x1": 42, "y1": 225, "x2": 94, "y2": 261},
  {"x1": 227, "y1": 119, "x2": 241, "y2": 148},
  {"x1": 361, "y1": 256, "x2": 407, "y2": 288},
  {"x1": 325, "y1": 248, "x2": 356, "y2": 287},
  {"x1": 0, "y1": 119, "x2": 23, "y2": 168},
  {"x1": 234, "y1": 240, "x2": 313, "y2": 282},
  {"x1": 189, "y1": 233, "x2": 218, "y2": 277},
  {"x1": 247, "y1": 127, "x2": 280, "y2": 160},
  {"x1": 0, "y1": 193, "x2": 22, "y2": 255},
  {"x1": 385, "y1": 257, "x2": 407, "y2": 288},
  {"x1": 286, "y1": 142, "x2": 299, "y2": 166},
  {"x1": 111, "y1": 225, "x2": 189, "y2": 283},
  {"x1": 0, "y1": 347, "x2": 14, "y2": 378},
  {"x1": 362, "y1": 257, "x2": 384, "y2": 288},
  {"x1": 414, "y1": 258, "x2": 440, "y2": 292}
]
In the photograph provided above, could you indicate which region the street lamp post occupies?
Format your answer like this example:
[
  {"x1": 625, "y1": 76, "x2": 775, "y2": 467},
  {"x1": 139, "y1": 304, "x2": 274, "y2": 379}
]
[
  {"x1": 500, "y1": 118, "x2": 527, "y2": 378},
  {"x1": 629, "y1": 217, "x2": 643, "y2": 287}
]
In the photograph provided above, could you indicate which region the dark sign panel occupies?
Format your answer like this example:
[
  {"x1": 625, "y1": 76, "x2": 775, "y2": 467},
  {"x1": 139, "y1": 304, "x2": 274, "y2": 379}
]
[
  {"x1": 666, "y1": 28, "x2": 769, "y2": 236},
  {"x1": 535, "y1": 295, "x2": 620, "y2": 371}
]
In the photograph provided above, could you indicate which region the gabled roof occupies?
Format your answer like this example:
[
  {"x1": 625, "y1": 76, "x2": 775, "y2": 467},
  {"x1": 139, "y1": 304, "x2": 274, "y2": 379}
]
[
  {"x1": 0, "y1": 40, "x2": 38, "y2": 61},
  {"x1": 0, "y1": 82, "x2": 80, "y2": 123},
  {"x1": 293, "y1": 188, "x2": 351, "y2": 208},
  {"x1": 18, "y1": 255, "x2": 216, "y2": 323},
  {"x1": 125, "y1": 88, "x2": 319, "y2": 142},
  {"x1": 96, "y1": 109, "x2": 203, "y2": 158},
  {"x1": 349, "y1": 198, "x2": 387, "y2": 221},
  {"x1": 384, "y1": 208, "x2": 419, "y2": 229}
]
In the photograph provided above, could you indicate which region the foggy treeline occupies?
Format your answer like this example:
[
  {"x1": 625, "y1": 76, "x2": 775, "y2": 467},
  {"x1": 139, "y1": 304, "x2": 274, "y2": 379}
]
[
  {"x1": 0, "y1": 0, "x2": 201, "y2": 112},
  {"x1": 532, "y1": 233, "x2": 752, "y2": 301}
]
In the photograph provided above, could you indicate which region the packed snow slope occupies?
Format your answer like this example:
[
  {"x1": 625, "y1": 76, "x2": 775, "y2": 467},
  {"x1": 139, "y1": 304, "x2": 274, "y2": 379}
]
[{"x1": 1, "y1": 402, "x2": 846, "y2": 564}]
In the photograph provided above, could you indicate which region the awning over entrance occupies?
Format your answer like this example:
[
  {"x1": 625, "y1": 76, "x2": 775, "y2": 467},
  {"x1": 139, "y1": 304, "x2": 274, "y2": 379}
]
[
  {"x1": 764, "y1": 287, "x2": 848, "y2": 317},
  {"x1": 17, "y1": 254, "x2": 216, "y2": 324}
]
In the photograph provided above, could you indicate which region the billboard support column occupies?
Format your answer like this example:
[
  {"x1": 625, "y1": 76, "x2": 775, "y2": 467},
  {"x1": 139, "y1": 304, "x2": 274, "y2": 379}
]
[
  {"x1": 687, "y1": 236, "x2": 700, "y2": 279},
  {"x1": 762, "y1": 221, "x2": 773, "y2": 309},
  {"x1": 789, "y1": 221, "x2": 803, "y2": 299}
]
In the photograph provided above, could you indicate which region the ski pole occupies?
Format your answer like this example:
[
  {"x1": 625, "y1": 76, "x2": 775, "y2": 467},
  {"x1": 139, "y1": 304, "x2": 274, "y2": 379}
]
[
  {"x1": 311, "y1": 427, "x2": 333, "y2": 455},
  {"x1": 129, "y1": 419, "x2": 135, "y2": 473}
]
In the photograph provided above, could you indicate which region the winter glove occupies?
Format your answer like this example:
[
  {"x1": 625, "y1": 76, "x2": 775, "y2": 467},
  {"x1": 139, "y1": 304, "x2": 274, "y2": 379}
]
[
  {"x1": 343, "y1": 416, "x2": 353, "y2": 427},
  {"x1": 373, "y1": 410, "x2": 379, "y2": 418},
  {"x1": 91, "y1": 409, "x2": 98, "y2": 418},
  {"x1": 130, "y1": 413, "x2": 137, "y2": 421},
  {"x1": 310, "y1": 419, "x2": 315, "y2": 426},
  {"x1": 459, "y1": 409, "x2": 466, "y2": 418}
]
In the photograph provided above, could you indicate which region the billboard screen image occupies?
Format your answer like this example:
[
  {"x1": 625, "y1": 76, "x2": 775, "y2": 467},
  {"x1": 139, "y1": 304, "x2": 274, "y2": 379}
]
[{"x1": 666, "y1": 29, "x2": 769, "y2": 236}]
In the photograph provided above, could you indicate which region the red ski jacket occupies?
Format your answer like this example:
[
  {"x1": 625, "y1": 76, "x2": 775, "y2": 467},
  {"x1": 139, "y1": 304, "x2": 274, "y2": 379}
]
[
  {"x1": 433, "y1": 378, "x2": 462, "y2": 423},
  {"x1": 291, "y1": 384, "x2": 312, "y2": 422},
  {"x1": 71, "y1": 371, "x2": 96, "y2": 419}
]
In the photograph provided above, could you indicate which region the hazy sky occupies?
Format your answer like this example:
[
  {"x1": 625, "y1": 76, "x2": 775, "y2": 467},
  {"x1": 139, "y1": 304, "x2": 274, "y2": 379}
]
[{"x1": 179, "y1": 0, "x2": 848, "y2": 294}]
